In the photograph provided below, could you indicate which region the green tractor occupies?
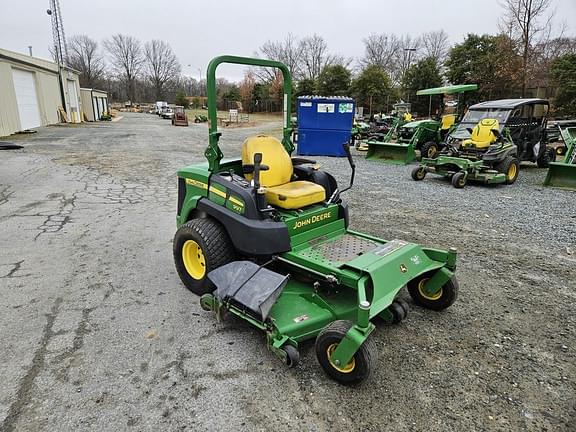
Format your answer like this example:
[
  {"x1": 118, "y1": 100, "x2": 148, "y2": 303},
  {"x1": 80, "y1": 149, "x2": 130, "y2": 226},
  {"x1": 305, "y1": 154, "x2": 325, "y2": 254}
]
[
  {"x1": 411, "y1": 118, "x2": 520, "y2": 188},
  {"x1": 365, "y1": 85, "x2": 477, "y2": 164},
  {"x1": 172, "y1": 55, "x2": 460, "y2": 384}
]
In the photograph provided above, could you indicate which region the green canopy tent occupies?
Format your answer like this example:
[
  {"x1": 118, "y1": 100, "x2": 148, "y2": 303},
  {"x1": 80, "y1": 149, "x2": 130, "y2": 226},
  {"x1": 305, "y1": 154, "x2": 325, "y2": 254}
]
[{"x1": 416, "y1": 84, "x2": 478, "y2": 117}]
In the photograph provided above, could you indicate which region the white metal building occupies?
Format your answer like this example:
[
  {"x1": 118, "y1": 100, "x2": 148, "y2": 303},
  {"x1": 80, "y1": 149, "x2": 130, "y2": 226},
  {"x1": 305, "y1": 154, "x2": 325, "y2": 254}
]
[
  {"x1": 0, "y1": 47, "x2": 82, "y2": 137},
  {"x1": 80, "y1": 88, "x2": 109, "y2": 122}
]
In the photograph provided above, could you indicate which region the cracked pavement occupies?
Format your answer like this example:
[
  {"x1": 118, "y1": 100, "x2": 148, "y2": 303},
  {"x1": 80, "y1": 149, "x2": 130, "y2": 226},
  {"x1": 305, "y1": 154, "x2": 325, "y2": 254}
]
[{"x1": 0, "y1": 113, "x2": 574, "y2": 431}]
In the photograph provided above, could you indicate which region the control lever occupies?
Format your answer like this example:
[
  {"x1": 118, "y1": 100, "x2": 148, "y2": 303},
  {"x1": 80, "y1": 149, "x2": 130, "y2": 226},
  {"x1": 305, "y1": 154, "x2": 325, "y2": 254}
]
[
  {"x1": 251, "y1": 153, "x2": 269, "y2": 210},
  {"x1": 327, "y1": 142, "x2": 356, "y2": 204}
]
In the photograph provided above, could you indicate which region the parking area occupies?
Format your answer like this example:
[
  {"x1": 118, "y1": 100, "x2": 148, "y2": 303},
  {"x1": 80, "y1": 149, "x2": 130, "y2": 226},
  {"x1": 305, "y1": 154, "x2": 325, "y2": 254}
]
[{"x1": 0, "y1": 113, "x2": 575, "y2": 431}]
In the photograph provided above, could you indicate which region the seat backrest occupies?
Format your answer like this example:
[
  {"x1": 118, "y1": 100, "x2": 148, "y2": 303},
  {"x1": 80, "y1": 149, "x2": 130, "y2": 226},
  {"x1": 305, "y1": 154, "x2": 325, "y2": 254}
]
[
  {"x1": 469, "y1": 118, "x2": 500, "y2": 147},
  {"x1": 242, "y1": 135, "x2": 293, "y2": 187},
  {"x1": 441, "y1": 114, "x2": 456, "y2": 131}
]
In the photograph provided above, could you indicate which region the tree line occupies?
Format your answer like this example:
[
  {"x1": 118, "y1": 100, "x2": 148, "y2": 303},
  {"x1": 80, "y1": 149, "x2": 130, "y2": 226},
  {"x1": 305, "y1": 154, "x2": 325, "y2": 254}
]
[{"x1": 66, "y1": 0, "x2": 576, "y2": 116}]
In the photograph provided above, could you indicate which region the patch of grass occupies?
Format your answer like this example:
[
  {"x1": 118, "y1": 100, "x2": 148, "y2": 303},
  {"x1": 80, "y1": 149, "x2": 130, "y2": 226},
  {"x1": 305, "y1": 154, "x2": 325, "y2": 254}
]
[{"x1": 185, "y1": 109, "x2": 282, "y2": 127}]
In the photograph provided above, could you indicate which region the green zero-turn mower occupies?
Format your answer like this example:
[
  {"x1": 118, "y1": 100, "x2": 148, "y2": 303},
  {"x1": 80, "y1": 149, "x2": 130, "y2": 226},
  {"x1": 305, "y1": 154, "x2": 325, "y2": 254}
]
[
  {"x1": 411, "y1": 118, "x2": 520, "y2": 188},
  {"x1": 173, "y1": 56, "x2": 460, "y2": 385},
  {"x1": 365, "y1": 84, "x2": 477, "y2": 164},
  {"x1": 544, "y1": 125, "x2": 576, "y2": 190}
]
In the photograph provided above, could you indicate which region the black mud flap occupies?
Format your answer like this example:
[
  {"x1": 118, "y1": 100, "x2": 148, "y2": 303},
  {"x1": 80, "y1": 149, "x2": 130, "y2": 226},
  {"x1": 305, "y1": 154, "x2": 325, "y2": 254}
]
[{"x1": 208, "y1": 261, "x2": 289, "y2": 320}]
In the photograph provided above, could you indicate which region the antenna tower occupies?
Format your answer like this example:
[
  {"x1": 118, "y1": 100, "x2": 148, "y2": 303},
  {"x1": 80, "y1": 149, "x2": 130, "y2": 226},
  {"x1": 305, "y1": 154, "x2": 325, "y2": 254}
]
[{"x1": 48, "y1": 0, "x2": 68, "y2": 65}]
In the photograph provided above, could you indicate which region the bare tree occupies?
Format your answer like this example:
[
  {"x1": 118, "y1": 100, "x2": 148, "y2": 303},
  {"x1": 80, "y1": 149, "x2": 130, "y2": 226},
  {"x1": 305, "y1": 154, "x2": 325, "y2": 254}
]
[
  {"x1": 104, "y1": 34, "x2": 143, "y2": 102},
  {"x1": 256, "y1": 33, "x2": 302, "y2": 81},
  {"x1": 299, "y1": 34, "x2": 339, "y2": 81},
  {"x1": 393, "y1": 34, "x2": 422, "y2": 86},
  {"x1": 67, "y1": 35, "x2": 105, "y2": 88},
  {"x1": 499, "y1": 0, "x2": 554, "y2": 96},
  {"x1": 144, "y1": 40, "x2": 181, "y2": 100},
  {"x1": 530, "y1": 35, "x2": 576, "y2": 86},
  {"x1": 421, "y1": 30, "x2": 450, "y2": 65},
  {"x1": 360, "y1": 33, "x2": 402, "y2": 71},
  {"x1": 360, "y1": 33, "x2": 421, "y2": 85}
]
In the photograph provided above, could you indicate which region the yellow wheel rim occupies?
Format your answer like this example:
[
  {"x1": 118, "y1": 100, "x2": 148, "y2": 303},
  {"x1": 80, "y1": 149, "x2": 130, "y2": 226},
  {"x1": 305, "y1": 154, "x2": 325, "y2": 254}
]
[
  {"x1": 507, "y1": 163, "x2": 517, "y2": 181},
  {"x1": 427, "y1": 146, "x2": 436, "y2": 157},
  {"x1": 182, "y1": 240, "x2": 206, "y2": 280},
  {"x1": 418, "y1": 278, "x2": 443, "y2": 301},
  {"x1": 326, "y1": 343, "x2": 355, "y2": 373},
  {"x1": 556, "y1": 147, "x2": 563, "y2": 155}
]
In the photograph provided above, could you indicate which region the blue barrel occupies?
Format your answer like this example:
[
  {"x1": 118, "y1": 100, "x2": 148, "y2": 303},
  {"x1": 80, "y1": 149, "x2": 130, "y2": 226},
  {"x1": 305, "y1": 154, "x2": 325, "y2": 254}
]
[{"x1": 297, "y1": 96, "x2": 355, "y2": 157}]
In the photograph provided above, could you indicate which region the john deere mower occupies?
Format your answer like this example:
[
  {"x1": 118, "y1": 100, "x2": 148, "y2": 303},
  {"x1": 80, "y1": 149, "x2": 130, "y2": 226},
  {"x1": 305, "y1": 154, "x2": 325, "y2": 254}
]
[
  {"x1": 173, "y1": 56, "x2": 460, "y2": 385},
  {"x1": 365, "y1": 84, "x2": 477, "y2": 164},
  {"x1": 448, "y1": 98, "x2": 555, "y2": 167},
  {"x1": 411, "y1": 118, "x2": 520, "y2": 188}
]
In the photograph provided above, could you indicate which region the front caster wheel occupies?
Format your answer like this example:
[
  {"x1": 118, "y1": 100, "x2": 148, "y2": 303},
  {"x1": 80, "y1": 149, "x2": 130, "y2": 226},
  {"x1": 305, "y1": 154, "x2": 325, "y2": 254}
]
[
  {"x1": 407, "y1": 272, "x2": 459, "y2": 311},
  {"x1": 411, "y1": 166, "x2": 426, "y2": 181},
  {"x1": 379, "y1": 299, "x2": 409, "y2": 323},
  {"x1": 315, "y1": 320, "x2": 377, "y2": 385},
  {"x1": 451, "y1": 171, "x2": 467, "y2": 188},
  {"x1": 282, "y1": 345, "x2": 300, "y2": 368}
]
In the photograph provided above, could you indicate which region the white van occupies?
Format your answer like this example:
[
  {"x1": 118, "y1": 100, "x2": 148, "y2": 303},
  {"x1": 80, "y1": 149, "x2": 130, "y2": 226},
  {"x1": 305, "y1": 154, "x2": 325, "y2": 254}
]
[{"x1": 155, "y1": 101, "x2": 168, "y2": 115}]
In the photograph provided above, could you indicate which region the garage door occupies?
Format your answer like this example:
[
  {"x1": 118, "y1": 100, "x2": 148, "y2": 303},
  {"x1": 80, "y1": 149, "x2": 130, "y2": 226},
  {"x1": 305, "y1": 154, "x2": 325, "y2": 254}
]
[
  {"x1": 67, "y1": 80, "x2": 80, "y2": 123},
  {"x1": 12, "y1": 68, "x2": 41, "y2": 131}
]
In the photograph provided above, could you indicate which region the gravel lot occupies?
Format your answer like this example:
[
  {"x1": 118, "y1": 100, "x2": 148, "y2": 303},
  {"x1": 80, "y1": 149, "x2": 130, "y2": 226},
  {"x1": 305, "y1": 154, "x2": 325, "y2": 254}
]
[{"x1": 0, "y1": 112, "x2": 574, "y2": 431}]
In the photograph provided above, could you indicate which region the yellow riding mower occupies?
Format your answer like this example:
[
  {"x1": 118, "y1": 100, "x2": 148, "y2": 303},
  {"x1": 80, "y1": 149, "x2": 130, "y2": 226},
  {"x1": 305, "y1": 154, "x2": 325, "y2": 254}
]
[{"x1": 412, "y1": 118, "x2": 520, "y2": 188}]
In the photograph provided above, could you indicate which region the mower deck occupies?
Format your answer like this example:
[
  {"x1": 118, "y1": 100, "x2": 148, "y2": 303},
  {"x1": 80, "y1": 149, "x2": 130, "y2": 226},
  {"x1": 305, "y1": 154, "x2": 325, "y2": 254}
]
[{"x1": 422, "y1": 156, "x2": 507, "y2": 185}]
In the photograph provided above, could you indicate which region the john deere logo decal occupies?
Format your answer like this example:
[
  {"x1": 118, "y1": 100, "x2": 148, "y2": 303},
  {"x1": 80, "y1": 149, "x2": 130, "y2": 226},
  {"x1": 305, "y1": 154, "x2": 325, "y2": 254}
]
[{"x1": 400, "y1": 264, "x2": 407, "y2": 273}]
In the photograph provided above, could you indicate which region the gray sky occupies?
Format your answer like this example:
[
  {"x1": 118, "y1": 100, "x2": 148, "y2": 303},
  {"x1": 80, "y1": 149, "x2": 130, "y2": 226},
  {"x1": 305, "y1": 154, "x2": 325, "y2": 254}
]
[{"x1": 1, "y1": 0, "x2": 575, "y2": 81}]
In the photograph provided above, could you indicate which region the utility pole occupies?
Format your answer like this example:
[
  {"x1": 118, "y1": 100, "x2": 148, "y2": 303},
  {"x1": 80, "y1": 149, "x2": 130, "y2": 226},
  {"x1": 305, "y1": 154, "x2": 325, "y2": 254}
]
[
  {"x1": 198, "y1": 68, "x2": 203, "y2": 97},
  {"x1": 403, "y1": 47, "x2": 417, "y2": 103}
]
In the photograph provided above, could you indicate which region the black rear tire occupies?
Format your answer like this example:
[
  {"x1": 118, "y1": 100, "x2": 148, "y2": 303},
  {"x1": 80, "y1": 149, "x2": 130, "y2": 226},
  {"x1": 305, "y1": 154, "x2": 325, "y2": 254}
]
[
  {"x1": 315, "y1": 320, "x2": 377, "y2": 385},
  {"x1": 173, "y1": 218, "x2": 235, "y2": 295},
  {"x1": 451, "y1": 172, "x2": 466, "y2": 188},
  {"x1": 420, "y1": 141, "x2": 439, "y2": 159},
  {"x1": 537, "y1": 147, "x2": 555, "y2": 168},
  {"x1": 496, "y1": 156, "x2": 520, "y2": 185},
  {"x1": 407, "y1": 272, "x2": 459, "y2": 311}
]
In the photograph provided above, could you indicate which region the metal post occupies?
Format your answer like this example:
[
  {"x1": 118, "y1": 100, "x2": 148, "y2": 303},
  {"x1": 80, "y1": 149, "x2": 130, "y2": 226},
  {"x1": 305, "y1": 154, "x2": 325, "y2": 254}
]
[
  {"x1": 369, "y1": 94, "x2": 373, "y2": 115},
  {"x1": 403, "y1": 48, "x2": 417, "y2": 103}
]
